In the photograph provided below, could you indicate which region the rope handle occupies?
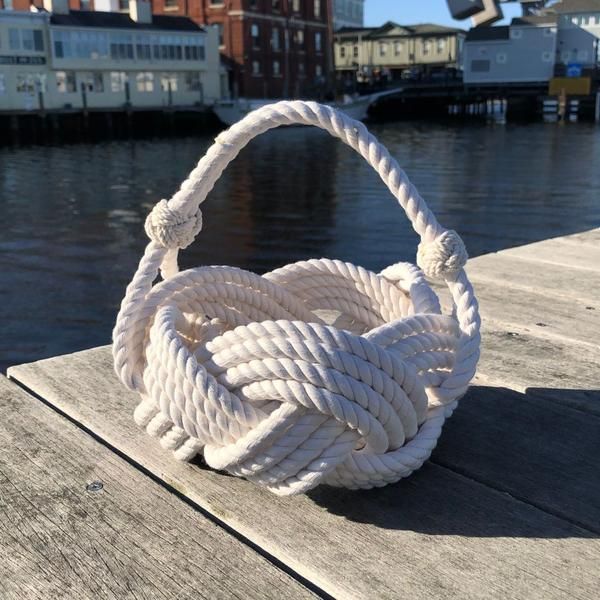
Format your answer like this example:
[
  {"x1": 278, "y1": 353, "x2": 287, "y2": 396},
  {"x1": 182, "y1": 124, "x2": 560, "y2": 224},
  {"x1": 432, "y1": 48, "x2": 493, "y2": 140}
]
[{"x1": 144, "y1": 100, "x2": 468, "y2": 281}]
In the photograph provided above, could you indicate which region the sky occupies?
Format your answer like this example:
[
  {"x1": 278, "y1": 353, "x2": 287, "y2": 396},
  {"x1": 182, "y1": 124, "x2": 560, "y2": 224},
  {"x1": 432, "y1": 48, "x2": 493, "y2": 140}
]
[{"x1": 364, "y1": 0, "x2": 523, "y2": 28}]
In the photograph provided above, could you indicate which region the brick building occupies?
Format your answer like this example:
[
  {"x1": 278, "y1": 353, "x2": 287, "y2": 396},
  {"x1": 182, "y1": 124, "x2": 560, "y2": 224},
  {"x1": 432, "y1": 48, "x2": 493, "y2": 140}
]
[
  {"x1": 149, "y1": 0, "x2": 332, "y2": 98},
  {"x1": 2, "y1": 0, "x2": 332, "y2": 98}
]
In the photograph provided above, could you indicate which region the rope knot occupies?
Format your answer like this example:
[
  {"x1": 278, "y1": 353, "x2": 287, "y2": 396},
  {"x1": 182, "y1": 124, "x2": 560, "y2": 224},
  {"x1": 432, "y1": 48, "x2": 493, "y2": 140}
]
[
  {"x1": 417, "y1": 230, "x2": 467, "y2": 279},
  {"x1": 144, "y1": 199, "x2": 202, "y2": 249}
]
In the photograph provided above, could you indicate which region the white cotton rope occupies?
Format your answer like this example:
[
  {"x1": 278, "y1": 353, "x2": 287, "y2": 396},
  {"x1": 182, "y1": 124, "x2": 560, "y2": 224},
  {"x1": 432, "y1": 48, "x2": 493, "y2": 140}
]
[{"x1": 112, "y1": 100, "x2": 481, "y2": 496}]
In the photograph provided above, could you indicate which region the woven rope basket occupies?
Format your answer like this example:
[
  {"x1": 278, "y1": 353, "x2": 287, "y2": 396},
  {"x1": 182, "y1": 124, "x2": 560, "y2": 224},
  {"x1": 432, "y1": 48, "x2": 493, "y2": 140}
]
[{"x1": 113, "y1": 101, "x2": 481, "y2": 496}]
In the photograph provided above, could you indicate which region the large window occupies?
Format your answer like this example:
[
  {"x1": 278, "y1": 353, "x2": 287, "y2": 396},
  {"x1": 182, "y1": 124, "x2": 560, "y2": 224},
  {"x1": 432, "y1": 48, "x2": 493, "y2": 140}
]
[
  {"x1": 295, "y1": 29, "x2": 304, "y2": 48},
  {"x1": 315, "y1": 32, "x2": 322, "y2": 52},
  {"x1": 165, "y1": 0, "x2": 178, "y2": 7},
  {"x1": 161, "y1": 72, "x2": 178, "y2": 91},
  {"x1": 252, "y1": 59, "x2": 261, "y2": 75},
  {"x1": 273, "y1": 60, "x2": 281, "y2": 76},
  {"x1": 423, "y1": 39, "x2": 432, "y2": 55},
  {"x1": 56, "y1": 71, "x2": 77, "y2": 93},
  {"x1": 9, "y1": 29, "x2": 44, "y2": 52},
  {"x1": 111, "y1": 71, "x2": 128, "y2": 92},
  {"x1": 136, "y1": 72, "x2": 154, "y2": 92},
  {"x1": 314, "y1": 0, "x2": 321, "y2": 18},
  {"x1": 184, "y1": 72, "x2": 202, "y2": 91},
  {"x1": 293, "y1": 0, "x2": 300, "y2": 11},
  {"x1": 353, "y1": 45, "x2": 358, "y2": 57},
  {"x1": 394, "y1": 41, "x2": 403, "y2": 55},
  {"x1": 80, "y1": 72, "x2": 104, "y2": 93},
  {"x1": 271, "y1": 27, "x2": 280, "y2": 51},
  {"x1": 340, "y1": 45, "x2": 346, "y2": 58},
  {"x1": 379, "y1": 42, "x2": 387, "y2": 57},
  {"x1": 136, "y1": 35, "x2": 152, "y2": 60},
  {"x1": 111, "y1": 33, "x2": 134, "y2": 60},
  {"x1": 16, "y1": 73, "x2": 46, "y2": 94},
  {"x1": 437, "y1": 38, "x2": 446, "y2": 53},
  {"x1": 251, "y1": 23, "x2": 260, "y2": 49}
]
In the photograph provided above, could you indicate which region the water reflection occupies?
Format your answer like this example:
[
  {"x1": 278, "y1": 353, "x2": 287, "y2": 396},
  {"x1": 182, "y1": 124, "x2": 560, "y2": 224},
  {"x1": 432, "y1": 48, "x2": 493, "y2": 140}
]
[{"x1": 1, "y1": 121, "x2": 599, "y2": 370}]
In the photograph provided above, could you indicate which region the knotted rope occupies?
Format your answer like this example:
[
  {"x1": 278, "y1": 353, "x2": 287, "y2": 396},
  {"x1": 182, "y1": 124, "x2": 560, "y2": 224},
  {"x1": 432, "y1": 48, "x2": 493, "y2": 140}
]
[{"x1": 113, "y1": 101, "x2": 480, "y2": 496}]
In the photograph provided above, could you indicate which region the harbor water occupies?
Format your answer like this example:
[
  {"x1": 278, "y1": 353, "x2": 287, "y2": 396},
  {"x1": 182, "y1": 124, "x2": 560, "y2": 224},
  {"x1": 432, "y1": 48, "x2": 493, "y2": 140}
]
[{"x1": 2, "y1": 120, "x2": 600, "y2": 372}]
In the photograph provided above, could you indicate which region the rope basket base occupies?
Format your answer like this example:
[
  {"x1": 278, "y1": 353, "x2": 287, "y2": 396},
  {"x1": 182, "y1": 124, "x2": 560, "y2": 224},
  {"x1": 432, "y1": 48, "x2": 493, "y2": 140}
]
[{"x1": 113, "y1": 101, "x2": 480, "y2": 496}]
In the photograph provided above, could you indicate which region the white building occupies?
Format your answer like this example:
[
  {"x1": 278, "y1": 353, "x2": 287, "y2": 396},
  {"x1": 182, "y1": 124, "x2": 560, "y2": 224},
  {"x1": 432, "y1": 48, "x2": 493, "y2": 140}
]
[
  {"x1": 0, "y1": 0, "x2": 225, "y2": 113},
  {"x1": 333, "y1": 0, "x2": 364, "y2": 31}
]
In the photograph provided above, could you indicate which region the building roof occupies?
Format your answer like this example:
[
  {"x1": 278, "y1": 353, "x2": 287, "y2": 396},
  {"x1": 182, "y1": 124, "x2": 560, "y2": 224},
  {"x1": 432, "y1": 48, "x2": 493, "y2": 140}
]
[
  {"x1": 465, "y1": 26, "x2": 510, "y2": 41},
  {"x1": 543, "y1": 0, "x2": 600, "y2": 13},
  {"x1": 335, "y1": 20, "x2": 465, "y2": 40},
  {"x1": 49, "y1": 10, "x2": 203, "y2": 32},
  {"x1": 511, "y1": 15, "x2": 558, "y2": 26}
]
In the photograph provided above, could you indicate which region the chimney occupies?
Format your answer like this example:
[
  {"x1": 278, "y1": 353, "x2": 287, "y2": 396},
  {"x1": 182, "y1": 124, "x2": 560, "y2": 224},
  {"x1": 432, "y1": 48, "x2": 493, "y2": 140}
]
[
  {"x1": 43, "y1": 0, "x2": 70, "y2": 14},
  {"x1": 130, "y1": 0, "x2": 152, "y2": 24}
]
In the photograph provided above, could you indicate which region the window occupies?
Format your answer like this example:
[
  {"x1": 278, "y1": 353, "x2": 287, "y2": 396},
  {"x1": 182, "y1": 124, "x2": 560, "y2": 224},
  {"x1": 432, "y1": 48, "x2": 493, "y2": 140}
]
[
  {"x1": 353, "y1": 45, "x2": 358, "y2": 57},
  {"x1": 118, "y1": 0, "x2": 129, "y2": 10},
  {"x1": 252, "y1": 59, "x2": 261, "y2": 75},
  {"x1": 80, "y1": 72, "x2": 104, "y2": 92},
  {"x1": 496, "y1": 52, "x2": 507, "y2": 64},
  {"x1": 184, "y1": 36, "x2": 205, "y2": 60},
  {"x1": 394, "y1": 41, "x2": 403, "y2": 56},
  {"x1": 53, "y1": 30, "x2": 109, "y2": 60},
  {"x1": 272, "y1": 0, "x2": 280, "y2": 10},
  {"x1": 184, "y1": 72, "x2": 201, "y2": 91},
  {"x1": 161, "y1": 72, "x2": 178, "y2": 91},
  {"x1": 16, "y1": 73, "x2": 46, "y2": 94},
  {"x1": 0, "y1": 74, "x2": 5, "y2": 95},
  {"x1": 298, "y1": 62, "x2": 305, "y2": 76},
  {"x1": 165, "y1": 0, "x2": 178, "y2": 7},
  {"x1": 471, "y1": 59, "x2": 490, "y2": 72},
  {"x1": 542, "y1": 51, "x2": 552, "y2": 62},
  {"x1": 340, "y1": 45, "x2": 346, "y2": 58},
  {"x1": 251, "y1": 23, "x2": 260, "y2": 49},
  {"x1": 56, "y1": 71, "x2": 77, "y2": 93},
  {"x1": 315, "y1": 32, "x2": 322, "y2": 52},
  {"x1": 379, "y1": 42, "x2": 387, "y2": 56},
  {"x1": 110, "y1": 33, "x2": 134, "y2": 60},
  {"x1": 423, "y1": 40, "x2": 431, "y2": 55},
  {"x1": 136, "y1": 35, "x2": 152, "y2": 60},
  {"x1": 9, "y1": 29, "x2": 20, "y2": 51},
  {"x1": 80, "y1": 0, "x2": 91, "y2": 8},
  {"x1": 437, "y1": 38, "x2": 446, "y2": 53},
  {"x1": 136, "y1": 72, "x2": 154, "y2": 92},
  {"x1": 111, "y1": 71, "x2": 128, "y2": 92},
  {"x1": 293, "y1": 0, "x2": 300, "y2": 12},
  {"x1": 4, "y1": 0, "x2": 13, "y2": 8},
  {"x1": 8, "y1": 28, "x2": 44, "y2": 52},
  {"x1": 273, "y1": 60, "x2": 280, "y2": 76},
  {"x1": 315, "y1": 64, "x2": 322, "y2": 77},
  {"x1": 271, "y1": 27, "x2": 280, "y2": 51},
  {"x1": 210, "y1": 0, "x2": 223, "y2": 4},
  {"x1": 295, "y1": 29, "x2": 304, "y2": 48},
  {"x1": 314, "y1": 0, "x2": 321, "y2": 18},
  {"x1": 215, "y1": 23, "x2": 224, "y2": 46}
]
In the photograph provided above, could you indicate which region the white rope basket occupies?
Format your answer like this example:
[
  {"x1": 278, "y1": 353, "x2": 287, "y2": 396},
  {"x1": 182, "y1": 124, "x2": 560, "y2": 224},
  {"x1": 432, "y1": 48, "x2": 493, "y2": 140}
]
[{"x1": 113, "y1": 100, "x2": 481, "y2": 496}]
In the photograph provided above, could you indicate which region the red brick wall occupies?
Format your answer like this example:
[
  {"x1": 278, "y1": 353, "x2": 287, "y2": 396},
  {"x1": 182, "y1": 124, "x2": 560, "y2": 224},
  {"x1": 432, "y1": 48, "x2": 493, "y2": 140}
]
[
  {"x1": 151, "y1": 0, "x2": 332, "y2": 98},
  {"x1": 3, "y1": 0, "x2": 95, "y2": 9}
]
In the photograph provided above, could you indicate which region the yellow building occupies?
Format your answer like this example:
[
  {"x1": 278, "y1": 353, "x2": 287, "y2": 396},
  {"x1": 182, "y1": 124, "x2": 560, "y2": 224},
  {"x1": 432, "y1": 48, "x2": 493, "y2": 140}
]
[
  {"x1": 334, "y1": 21, "x2": 465, "y2": 85},
  {"x1": 0, "y1": 0, "x2": 225, "y2": 113}
]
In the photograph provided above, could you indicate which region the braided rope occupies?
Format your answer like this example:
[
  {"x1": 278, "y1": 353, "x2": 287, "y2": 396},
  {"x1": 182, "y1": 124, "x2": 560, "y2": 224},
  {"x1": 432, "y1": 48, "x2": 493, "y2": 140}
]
[{"x1": 112, "y1": 101, "x2": 480, "y2": 496}]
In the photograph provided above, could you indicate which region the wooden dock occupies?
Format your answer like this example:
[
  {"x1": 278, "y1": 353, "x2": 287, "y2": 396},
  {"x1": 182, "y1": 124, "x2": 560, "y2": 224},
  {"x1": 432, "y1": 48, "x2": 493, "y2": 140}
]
[{"x1": 3, "y1": 228, "x2": 599, "y2": 599}]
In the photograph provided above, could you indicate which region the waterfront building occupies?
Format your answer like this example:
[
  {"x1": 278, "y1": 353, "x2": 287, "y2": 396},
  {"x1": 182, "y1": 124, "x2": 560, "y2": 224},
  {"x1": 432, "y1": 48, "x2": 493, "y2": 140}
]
[
  {"x1": 463, "y1": 17, "x2": 557, "y2": 85},
  {"x1": 0, "y1": 0, "x2": 224, "y2": 112},
  {"x1": 334, "y1": 21, "x2": 465, "y2": 85},
  {"x1": 332, "y1": 0, "x2": 363, "y2": 31},
  {"x1": 147, "y1": 0, "x2": 332, "y2": 99},
  {"x1": 463, "y1": 1, "x2": 600, "y2": 85}
]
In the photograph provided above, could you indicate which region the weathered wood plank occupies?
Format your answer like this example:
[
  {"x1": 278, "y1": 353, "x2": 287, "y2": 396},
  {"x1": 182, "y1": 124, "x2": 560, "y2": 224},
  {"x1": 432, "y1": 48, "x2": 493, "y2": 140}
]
[
  {"x1": 0, "y1": 375, "x2": 314, "y2": 600},
  {"x1": 501, "y1": 231, "x2": 600, "y2": 272},
  {"x1": 433, "y1": 385, "x2": 600, "y2": 533},
  {"x1": 9, "y1": 348, "x2": 600, "y2": 600},
  {"x1": 467, "y1": 252, "x2": 600, "y2": 304}
]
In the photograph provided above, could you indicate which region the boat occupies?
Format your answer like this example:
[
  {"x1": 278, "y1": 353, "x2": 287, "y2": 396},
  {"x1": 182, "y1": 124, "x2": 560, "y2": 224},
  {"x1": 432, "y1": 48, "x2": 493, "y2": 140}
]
[{"x1": 212, "y1": 89, "x2": 402, "y2": 126}]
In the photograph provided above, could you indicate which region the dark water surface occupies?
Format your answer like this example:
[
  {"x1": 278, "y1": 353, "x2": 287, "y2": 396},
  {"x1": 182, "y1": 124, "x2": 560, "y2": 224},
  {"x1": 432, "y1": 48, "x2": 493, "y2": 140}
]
[{"x1": 1, "y1": 121, "x2": 599, "y2": 371}]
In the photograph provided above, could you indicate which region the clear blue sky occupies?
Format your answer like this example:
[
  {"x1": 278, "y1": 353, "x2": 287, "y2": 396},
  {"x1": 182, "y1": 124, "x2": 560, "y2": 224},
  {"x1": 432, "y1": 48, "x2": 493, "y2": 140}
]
[{"x1": 364, "y1": 0, "x2": 523, "y2": 28}]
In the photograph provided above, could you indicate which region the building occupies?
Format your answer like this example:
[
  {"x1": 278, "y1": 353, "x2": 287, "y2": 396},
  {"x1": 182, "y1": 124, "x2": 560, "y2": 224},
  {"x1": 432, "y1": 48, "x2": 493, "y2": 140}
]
[
  {"x1": 334, "y1": 21, "x2": 466, "y2": 84},
  {"x1": 463, "y1": 1, "x2": 600, "y2": 86},
  {"x1": 332, "y1": 0, "x2": 363, "y2": 31},
  {"x1": 147, "y1": 0, "x2": 332, "y2": 99},
  {"x1": 463, "y1": 18, "x2": 557, "y2": 85},
  {"x1": 0, "y1": 0, "x2": 224, "y2": 112}
]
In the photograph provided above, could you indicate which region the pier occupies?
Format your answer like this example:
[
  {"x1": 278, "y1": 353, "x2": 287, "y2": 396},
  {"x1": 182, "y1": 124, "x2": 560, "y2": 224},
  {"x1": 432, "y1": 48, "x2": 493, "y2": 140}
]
[{"x1": 1, "y1": 227, "x2": 599, "y2": 598}]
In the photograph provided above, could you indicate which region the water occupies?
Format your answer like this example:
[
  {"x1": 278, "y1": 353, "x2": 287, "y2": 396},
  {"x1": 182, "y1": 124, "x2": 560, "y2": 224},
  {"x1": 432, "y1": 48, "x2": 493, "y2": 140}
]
[{"x1": 1, "y1": 121, "x2": 600, "y2": 372}]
